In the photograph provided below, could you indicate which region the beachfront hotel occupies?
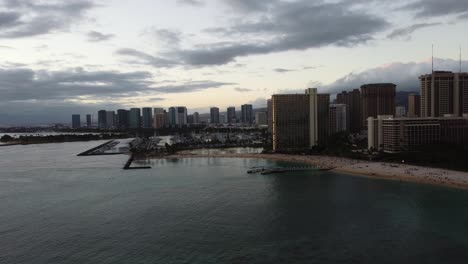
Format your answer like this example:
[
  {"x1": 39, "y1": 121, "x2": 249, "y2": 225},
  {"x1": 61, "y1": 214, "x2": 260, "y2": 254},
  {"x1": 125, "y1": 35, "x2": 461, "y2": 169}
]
[
  {"x1": 368, "y1": 115, "x2": 468, "y2": 153},
  {"x1": 361, "y1": 83, "x2": 396, "y2": 129},
  {"x1": 336, "y1": 89, "x2": 361, "y2": 133}
]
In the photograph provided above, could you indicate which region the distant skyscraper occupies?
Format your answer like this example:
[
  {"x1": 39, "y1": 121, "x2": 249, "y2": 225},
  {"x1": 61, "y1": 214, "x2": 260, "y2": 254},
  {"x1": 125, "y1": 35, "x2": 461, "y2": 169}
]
[
  {"x1": 129, "y1": 108, "x2": 141, "y2": 129},
  {"x1": 317, "y1": 93, "x2": 330, "y2": 144},
  {"x1": 106, "y1": 111, "x2": 115, "y2": 129},
  {"x1": 227, "y1": 107, "x2": 236, "y2": 123},
  {"x1": 193, "y1": 112, "x2": 200, "y2": 124},
  {"x1": 210, "y1": 107, "x2": 220, "y2": 124},
  {"x1": 117, "y1": 109, "x2": 129, "y2": 129},
  {"x1": 86, "y1": 114, "x2": 92, "y2": 128},
  {"x1": 419, "y1": 71, "x2": 468, "y2": 118},
  {"x1": 272, "y1": 88, "x2": 319, "y2": 152},
  {"x1": 241, "y1": 104, "x2": 253, "y2": 124},
  {"x1": 168, "y1": 107, "x2": 176, "y2": 126},
  {"x1": 168, "y1": 106, "x2": 187, "y2": 126},
  {"x1": 360, "y1": 83, "x2": 396, "y2": 128},
  {"x1": 72, "y1": 114, "x2": 81, "y2": 129},
  {"x1": 98, "y1": 110, "x2": 107, "y2": 129},
  {"x1": 153, "y1": 108, "x2": 166, "y2": 129},
  {"x1": 336, "y1": 89, "x2": 361, "y2": 133},
  {"x1": 408, "y1": 94, "x2": 421, "y2": 117},
  {"x1": 255, "y1": 112, "x2": 267, "y2": 126},
  {"x1": 395, "y1": 106, "x2": 406, "y2": 117},
  {"x1": 142, "y1": 107, "x2": 153, "y2": 128},
  {"x1": 329, "y1": 104, "x2": 347, "y2": 134},
  {"x1": 267, "y1": 99, "x2": 273, "y2": 133}
]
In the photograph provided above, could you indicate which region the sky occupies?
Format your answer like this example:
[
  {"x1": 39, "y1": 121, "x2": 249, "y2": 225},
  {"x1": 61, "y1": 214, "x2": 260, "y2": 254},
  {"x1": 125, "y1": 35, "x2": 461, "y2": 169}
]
[{"x1": 1, "y1": 0, "x2": 468, "y2": 125}]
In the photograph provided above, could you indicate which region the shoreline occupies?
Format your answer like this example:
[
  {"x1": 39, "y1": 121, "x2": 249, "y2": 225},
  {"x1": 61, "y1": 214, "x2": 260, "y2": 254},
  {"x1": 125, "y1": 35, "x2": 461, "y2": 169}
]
[{"x1": 152, "y1": 152, "x2": 468, "y2": 190}]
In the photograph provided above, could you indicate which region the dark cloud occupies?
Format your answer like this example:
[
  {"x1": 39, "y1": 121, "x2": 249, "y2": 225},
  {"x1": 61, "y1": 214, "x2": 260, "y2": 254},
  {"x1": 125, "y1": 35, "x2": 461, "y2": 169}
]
[
  {"x1": 221, "y1": 0, "x2": 278, "y2": 12},
  {"x1": 87, "y1": 31, "x2": 115, "y2": 42},
  {"x1": 116, "y1": 48, "x2": 179, "y2": 68},
  {"x1": 459, "y1": 12, "x2": 468, "y2": 20},
  {"x1": 0, "y1": 0, "x2": 94, "y2": 38},
  {"x1": 153, "y1": 28, "x2": 182, "y2": 46},
  {"x1": 153, "y1": 80, "x2": 236, "y2": 93},
  {"x1": 387, "y1": 22, "x2": 442, "y2": 39},
  {"x1": 274, "y1": 68, "x2": 295, "y2": 73},
  {"x1": 234, "y1": 87, "x2": 252, "y2": 92},
  {"x1": 403, "y1": 0, "x2": 468, "y2": 17},
  {"x1": 177, "y1": 0, "x2": 204, "y2": 6}
]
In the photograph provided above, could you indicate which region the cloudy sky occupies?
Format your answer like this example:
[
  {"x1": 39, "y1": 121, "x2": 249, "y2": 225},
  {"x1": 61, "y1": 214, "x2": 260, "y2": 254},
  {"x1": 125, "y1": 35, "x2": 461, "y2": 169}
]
[{"x1": 1, "y1": 0, "x2": 468, "y2": 125}]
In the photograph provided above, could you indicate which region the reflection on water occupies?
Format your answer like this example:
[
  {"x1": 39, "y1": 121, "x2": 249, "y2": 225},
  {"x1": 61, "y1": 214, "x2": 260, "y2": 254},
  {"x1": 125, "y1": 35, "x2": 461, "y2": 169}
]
[
  {"x1": 1, "y1": 142, "x2": 468, "y2": 263},
  {"x1": 182, "y1": 147, "x2": 263, "y2": 155}
]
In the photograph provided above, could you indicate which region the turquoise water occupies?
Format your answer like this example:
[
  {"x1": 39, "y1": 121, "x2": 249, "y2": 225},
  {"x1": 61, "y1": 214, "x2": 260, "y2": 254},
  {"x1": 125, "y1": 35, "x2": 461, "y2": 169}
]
[{"x1": 1, "y1": 142, "x2": 468, "y2": 263}]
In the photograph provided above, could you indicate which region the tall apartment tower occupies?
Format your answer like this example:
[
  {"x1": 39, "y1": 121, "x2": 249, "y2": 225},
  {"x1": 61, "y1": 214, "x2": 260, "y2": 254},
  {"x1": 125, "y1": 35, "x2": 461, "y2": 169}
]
[
  {"x1": 360, "y1": 83, "x2": 396, "y2": 128},
  {"x1": 267, "y1": 99, "x2": 273, "y2": 133},
  {"x1": 169, "y1": 106, "x2": 188, "y2": 126},
  {"x1": 98, "y1": 110, "x2": 107, "y2": 129},
  {"x1": 129, "y1": 108, "x2": 141, "y2": 129},
  {"x1": 153, "y1": 108, "x2": 166, "y2": 129},
  {"x1": 142, "y1": 107, "x2": 153, "y2": 128},
  {"x1": 241, "y1": 104, "x2": 253, "y2": 125},
  {"x1": 117, "y1": 109, "x2": 129, "y2": 129},
  {"x1": 329, "y1": 104, "x2": 347, "y2": 134},
  {"x1": 227, "y1": 107, "x2": 236, "y2": 123},
  {"x1": 193, "y1": 112, "x2": 200, "y2": 124},
  {"x1": 336, "y1": 89, "x2": 361, "y2": 133},
  {"x1": 106, "y1": 111, "x2": 115, "y2": 129},
  {"x1": 86, "y1": 114, "x2": 92, "y2": 128},
  {"x1": 420, "y1": 71, "x2": 468, "y2": 118},
  {"x1": 271, "y1": 88, "x2": 319, "y2": 152},
  {"x1": 408, "y1": 94, "x2": 421, "y2": 117},
  {"x1": 72, "y1": 114, "x2": 81, "y2": 129},
  {"x1": 317, "y1": 93, "x2": 330, "y2": 144},
  {"x1": 210, "y1": 107, "x2": 220, "y2": 124}
]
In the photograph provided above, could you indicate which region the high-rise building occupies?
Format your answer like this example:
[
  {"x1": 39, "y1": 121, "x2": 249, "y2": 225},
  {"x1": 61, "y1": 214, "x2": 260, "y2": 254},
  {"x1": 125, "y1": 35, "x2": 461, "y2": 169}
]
[
  {"x1": 98, "y1": 110, "x2": 107, "y2": 129},
  {"x1": 419, "y1": 71, "x2": 468, "y2": 118},
  {"x1": 153, "y1": 108, "x2": 166, "y2": 129},
  {"x1": 408, "y1": 94, "x2": 421, "y2": 117},
  {"x1": 255, "y1": 112, "x2": 267, "y2": 126},
  {"x1": 72, "y1": 114, "x2": 81, "y2": 129},
  {"x1": 168, "y1": 106, "x2": 188, "y2": 126},
  {"x1": 168, "y1": 107, "x2": 176, "y2": 126},
  {"x1": 106, "y1": 111, "x2": 115, "y2": 129},
  {"x1": 227, "y1": 107, "x2": 236, "y2": 123},
  {"x1": 272, "y1": 88, "x2": 319, "y2": 152},
  {"x1": 336, "y1": 89, "x2": 361, "y2": 133},
  {"x1": 368, "y1": 115, "x2": 468, "y2": 153},
  {"x1": 267, "y1": 99, "x2": 273, "y2": 133},
  {"x1": 129, "y1": 108, "x2": 141, "y2": 129},
  {"x1": 117, "y1": 109, "x2": 129, "y2": 129},
  {"x1": 317, "y1": 93, "x2": 330, "y2": 144},
  {"x1": 142, "y1": 107, "x2": 153, "y2": 128},
  {"x1": 361, "y1": 83, "x2": 396, "y2": 128},
  {"x1": 86, "y1": 114, "x2": 92, "y2": 128},
  {"x1": 241, "y1": 104, "x2": 253, "y2": 125},
  {"x1": 193, "y1": 112, "x2": 200, "y2": 124},
  {"x1": 395, "y1": 106, "x2": 406, "y2": 117},
  {"x1": 329, "y1": 104, "x2": 347, "y2": 134},
  {"x1": 210, "y1": 107, "x2": 220, "y2": 124}
]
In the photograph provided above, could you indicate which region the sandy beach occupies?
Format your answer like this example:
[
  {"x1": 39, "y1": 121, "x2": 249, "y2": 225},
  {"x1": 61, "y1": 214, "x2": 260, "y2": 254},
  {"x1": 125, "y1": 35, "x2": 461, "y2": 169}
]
[{"x1": 163, "y1": 151, "x2": 468, "y2": 190}]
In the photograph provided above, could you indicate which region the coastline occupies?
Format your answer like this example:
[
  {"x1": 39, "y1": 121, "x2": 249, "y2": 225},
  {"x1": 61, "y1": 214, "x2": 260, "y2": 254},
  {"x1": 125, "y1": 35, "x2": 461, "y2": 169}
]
[{"x1": 155, "y1": 152, "x2": 468, "y2": 190}]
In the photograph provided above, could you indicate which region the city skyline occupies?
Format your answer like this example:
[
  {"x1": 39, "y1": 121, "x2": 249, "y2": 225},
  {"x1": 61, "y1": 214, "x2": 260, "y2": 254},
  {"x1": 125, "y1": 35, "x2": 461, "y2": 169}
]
[{"x1": 1, "y1": 0, "x2": 468, "y2": 125}]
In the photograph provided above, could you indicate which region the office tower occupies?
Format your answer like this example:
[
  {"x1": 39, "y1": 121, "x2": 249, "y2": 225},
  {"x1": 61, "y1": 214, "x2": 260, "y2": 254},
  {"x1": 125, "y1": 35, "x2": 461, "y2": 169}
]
[
  {"x1": 329, "y1": 104, "x2": 347, "y2": 134},
  {"x1": 227, "y1": 107, "x2": 236, "y2": 123},
  {"x1": 210, "y1": 107, "x2": 220, "y2": 124},
  {"x1": 98, "y1": 110, "x2": 107, "y2": 129},
  {"x1": 117, "y1": 109, "x2": 129, "y2": 129},
  {"x1": 142, "y1": 107, "x2": 153, "y2": 128},
  {"x1": 336, "y1": 89, "x2": 361, "y2": 133},
  {"x1": 187, "y1": 115, "x2": 194, "y2": 124},
  {"x1": 395, "y1": 106, "x2": 406, "y2": 117},
  {"x1": 153, "y1": 108, "x2": 166, "y2": 129},
  {"x1": 106, "y1": 111, "x2": 115, "y2": 129},
  {"x1": 317, "y1": 93, "x2": 330, "y2": 144},
  {"x1": 368, "y1": 116, "x2": 468, "y2": 153},
  {"x1": 193, "y1": 112, "x2": 200, "y2": 124},
  {"x1": 272, "y1": 88, "x2": 318, "y2": 152},
  {"x1": 241, "y1": 104, "x2": 253, "y2": 125},
  {"x1": 255, "y1": 112, "x2": 267, "y2": 126},
  {"x1": 267, "y1": 99, "x2": 273, "y2": 133},
  {"x1": 129, "y1": 108, "x2": 141, "y2": 129},
  {"x1": 360, "y1": 83, "x2": 396, "y2": 128},
  {"x1": 169, "y1": 106, "x2": 188, "y2": 126},
  {"x1": 419, "y1": 71, "x2": 468, "y2": 118},
  {"x1": 72, "y1": 114, "x2": 81, "y2": 129},
  {"x1": 86, "y1": 114, "x2": 92, "y2": 128},
  {"x1": 408, "y1": 94, "x2": 421, "y2": 117}
]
